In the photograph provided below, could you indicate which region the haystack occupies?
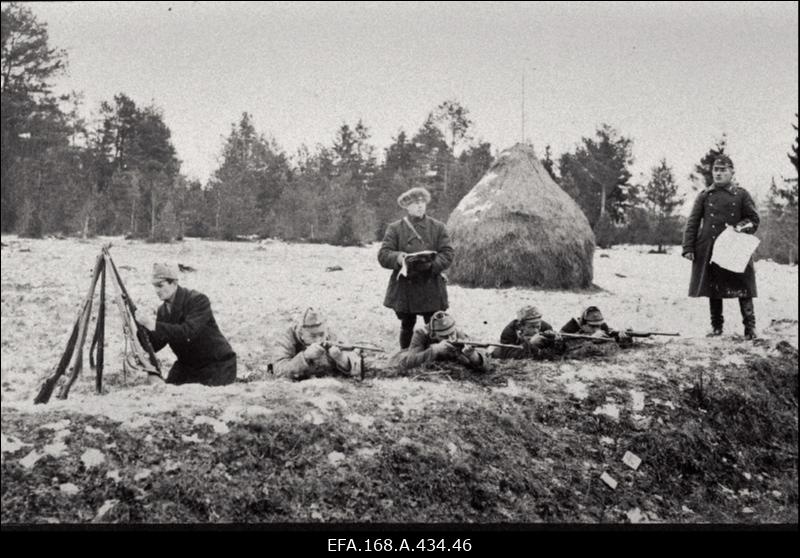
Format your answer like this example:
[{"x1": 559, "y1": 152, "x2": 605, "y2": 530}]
[{"x1": 446, "y1": 143, "x2": 595, "y2": 289}]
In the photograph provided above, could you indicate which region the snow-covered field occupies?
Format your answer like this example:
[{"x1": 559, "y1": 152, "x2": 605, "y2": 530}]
[
  {"x1": 1, "y1": 235, "x2": 797, "y2": 406},
  {"x1": 1, "y1": 236, "x2": 797, "y2": 524}
]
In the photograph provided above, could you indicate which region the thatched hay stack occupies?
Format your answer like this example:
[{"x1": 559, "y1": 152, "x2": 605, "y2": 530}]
[{"x1": 446, "y1": 143, "x2": 595, "y2": 289}]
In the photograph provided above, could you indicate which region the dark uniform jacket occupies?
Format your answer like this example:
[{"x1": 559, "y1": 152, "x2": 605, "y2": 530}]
[
  {"x1": 399, "y1": 327, "x2": 488, "y2": 372},
  {"x1": 147, "y1": 286, "x2": 235, "y2": 369},
  {"x1": 682, "y1": 183, "x2": 759, "y2": 298},
  {"x1": 378, "y1": 215, "x2": 454, "y2": 314},
  {"x1": 492, "y1": 319, "x2": 557, "y2": 359}
]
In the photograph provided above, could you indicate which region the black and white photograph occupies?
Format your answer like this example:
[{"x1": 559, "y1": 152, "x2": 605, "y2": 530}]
[{"x1": 1, "y1": 1, "x2": 797, "y2": 536}]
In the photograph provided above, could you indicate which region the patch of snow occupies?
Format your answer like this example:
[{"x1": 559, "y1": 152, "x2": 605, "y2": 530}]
[
  {"x1": 81, "y1": 448, "x2": 105, "y2": 469},
  {"x1": 59, "y1": 483, "x2": 80, "y2": 495},
  {"x1": 93, "y1": 499, "x2": 118, "y2": 522},
  {"x1": 356, "y1": 447, "x2": 380, "y2": 459},
  {"x1": 492, "y1": 379, "x2": 525, "y2": 397},
  {"x1": 626, "y1": 508, "x2": 644, "y2": 523},
  {"x1": 630, "y1": 390, "x2": 646, "y2": 412},
  {"x1": 194, "y1": 415, "x2": 230, "y2": 435},
  {"x1": 106, "y1": 470, "x2": 120, "y2": 482},
  {"x1": 1, "y1": 432, "x2": 31, "y2": 453},
  {"x1": 719, "y1": 354, "x2": 746, "y2": 366},
  {"x1": 303, "y1": 410, "x2": 325, "y2": 425},
  {"x1": 563, "y1": 380, "x2": 588, "y2": 400},
  {"x1": 19, "y1": 449, "x2": 43, "y2": 469},
  {"x1": 307, "y1": 393, "x2": 347, "y2": 413},
  {"x1": 327, "y1": 451, "x2": 345, "y2": 467},
  {"x1": 43, "y1": 440, "x2": 68, "y2": 458},
  {"x1": 593, "y1": 404, "x2": 620, "y2": 421},
  {"x1": 243, "y1": 405, "x2": 273, "y2": 418},
  {"x1": 84, "y1": 426, "x2": 106, "y2": 435},
  {"x1": 181, "y1": 434, "x2": 204, "y2": 444}
]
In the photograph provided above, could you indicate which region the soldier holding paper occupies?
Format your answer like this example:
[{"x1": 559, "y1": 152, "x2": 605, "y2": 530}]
[{"x1": 682, "y1": 155, "x2": 760, "y2": 339}]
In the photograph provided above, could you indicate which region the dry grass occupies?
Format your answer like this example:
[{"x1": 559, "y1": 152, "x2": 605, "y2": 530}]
[{"x1": 446, "y1": 144, "x2": 595, "y2": 288}]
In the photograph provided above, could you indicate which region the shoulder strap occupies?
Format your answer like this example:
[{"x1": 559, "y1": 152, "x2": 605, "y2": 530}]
[{"x1": 402, "y1": 217, "x2": 423, "y2": 242}]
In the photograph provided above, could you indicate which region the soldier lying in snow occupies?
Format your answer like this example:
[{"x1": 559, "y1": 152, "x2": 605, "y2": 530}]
[
  {"x1": 393, "y1": 311, "x2": 488, "y2": 373},
  {"x1": 490, "y1": 304, "x2": 564, "y2": 360},
  {"x1": 272, "y1": 308, "x2": 362, "y2": 381},
  {"x1": 559, "y1": 306, "x2": 632, "y2": 358}
]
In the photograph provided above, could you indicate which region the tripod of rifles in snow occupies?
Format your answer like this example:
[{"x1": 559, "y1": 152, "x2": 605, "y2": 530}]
[{"x1": 34, "y1": 244, "x2": 163, "y2": 404}]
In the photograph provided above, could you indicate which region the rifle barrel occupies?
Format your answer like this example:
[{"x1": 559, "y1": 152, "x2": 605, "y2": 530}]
[
  {"x1": 627, "y1": 331, "x2": 681, "y2": 337},
  {"x1": 453, "y1": 341, "x2": 523, "y2": 350}
]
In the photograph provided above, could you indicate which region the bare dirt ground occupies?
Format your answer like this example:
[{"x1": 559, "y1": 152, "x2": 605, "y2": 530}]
[{"x1": 1, "y1": 236, "x2": 797, "y2": 524}]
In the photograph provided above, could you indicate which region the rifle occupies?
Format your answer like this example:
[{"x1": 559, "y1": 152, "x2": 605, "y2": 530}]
[
  {"x1": 102, "y1": 245, "x2": 162, "y2": 379},
  {"x1": 449, "y1": 340, "x2": 523, "y2": 350},
  {"x1": 556, "y1": 332, "x2": 617, "y2": 343},
  {"x1": 321, "y1": 341, "x2": 385, "y2": 353},
  {"x1": 624, "y1": 330, "x2": 680, "y2": 338}
]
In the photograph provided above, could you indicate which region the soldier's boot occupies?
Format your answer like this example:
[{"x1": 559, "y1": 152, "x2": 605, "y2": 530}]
[
  {"x1": 399, "y1": 328, "x2": 413, "y2": 349},
  {"x1": 707, "y1": 298, "x2": 724, "y2": 336},
  {"x1": 740, "y1": 297, "x2": 757, "y2": 340}
]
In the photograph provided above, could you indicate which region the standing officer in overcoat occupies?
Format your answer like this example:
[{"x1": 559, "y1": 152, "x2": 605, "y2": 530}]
[
  {"x1": 378, "y1": 187, "x2": 455, "y2": 349},
  {"x1": 682, "y1": 155, "x2": 760, "y2": 339}
]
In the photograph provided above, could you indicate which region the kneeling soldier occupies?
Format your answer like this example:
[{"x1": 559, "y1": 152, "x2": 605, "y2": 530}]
[
  {"x1": 398, "y1": 311, "x2": 488, "y2": 372},
  {"x1": 491, "y1": 305, "x2": 563, "y2": 359},
  {"x1": 273, "y1": 308, "x2": 362, "y2": 381},
  {"x1": 139, "y1": 263, "x2": 237, "y2": 386}
]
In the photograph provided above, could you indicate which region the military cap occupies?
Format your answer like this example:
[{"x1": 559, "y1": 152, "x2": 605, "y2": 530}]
[
  {"x1": 397, "y1": 186, "x2": 432, "y2": 208},
  {"x1": 151, "y1": 262, "x2": 179, "y2": 283},
  {"x1": 301, "y1": 307, "x2": 325, "y2": 328},
  {"x1": 517, "y1": 305, "x2": 543, "y2": 322},
  {"x1": 581, "y1": 306, "x2": 605, "y2": 326},
  {"x1": 429, "y1": 311, "x2": 456, "y2": 337},
  {"x1": 712, "y1": 155, "x2": 734, "y2": 169}
]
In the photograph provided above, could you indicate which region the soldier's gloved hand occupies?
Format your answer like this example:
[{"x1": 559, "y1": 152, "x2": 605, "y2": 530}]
[
  {"x1": 591, "y1": 329, "x2": 607, "y2": 338},
  {"x1": 327, "y1": 345, "x2": 350, "y2": 369},
  {"x1": 396, "y1": 252, "x2": 407, "y2": 266},
  {"x1": 618, "y1": 330, "x2": 630, "y2": 341},
  {"x1": 461, "y1": 343, "x2": 481, "y2": 363},
  {"x1": 735, "y1": 221, "x2": 754, "y2": 233},
  {"x1": 432, "y1": 340, "x2": 455, "y2": 356},
  {"x1": 529, "y1": 333, "x2": 547, "y2": 348},
  {"x1": 682, "y1": 251, "x2": 694, "y2": 261},
  {"x1": 304, "y1": 343, "x2": 326, "y2": 360}
]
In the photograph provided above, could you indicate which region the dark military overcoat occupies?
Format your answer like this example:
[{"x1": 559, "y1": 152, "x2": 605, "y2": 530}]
[
  {"x1": 378, "y1": 215, "x2": 454, "y2": 313},
  {"x1": 682, "y1": 183, "x2": 759, "y2": 298}
]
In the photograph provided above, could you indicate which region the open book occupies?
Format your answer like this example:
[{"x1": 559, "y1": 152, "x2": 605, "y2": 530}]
[{"x1": 400, "y1": 250, "x2": 437, "y2": 278}]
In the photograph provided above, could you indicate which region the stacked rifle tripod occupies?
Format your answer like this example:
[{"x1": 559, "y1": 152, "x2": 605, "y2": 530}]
[{"x1": 34, "y1": 245, "x2": 163, "y2": 404}]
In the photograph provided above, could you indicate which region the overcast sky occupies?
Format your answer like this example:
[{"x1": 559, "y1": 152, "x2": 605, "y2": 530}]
[{"x1": 25, "y1": 1, "x2": 800, "y2": 203}]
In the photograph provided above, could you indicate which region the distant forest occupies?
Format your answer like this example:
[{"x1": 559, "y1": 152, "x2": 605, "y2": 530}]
[{"x1": 2, "y1": 3, "x2": 797, "y2": 262}]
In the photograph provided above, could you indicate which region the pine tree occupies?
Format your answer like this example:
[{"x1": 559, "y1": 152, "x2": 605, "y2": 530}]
[{"x1": 642, "y1": 159, "x2": 684, "y2": 253}]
